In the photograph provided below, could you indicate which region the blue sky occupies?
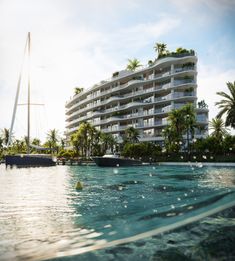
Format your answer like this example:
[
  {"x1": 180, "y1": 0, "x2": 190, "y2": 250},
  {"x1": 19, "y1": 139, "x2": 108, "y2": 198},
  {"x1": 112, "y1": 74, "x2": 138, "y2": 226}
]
[{"x1": 0, "y1": 0, "x2": 235, "y2": 141}]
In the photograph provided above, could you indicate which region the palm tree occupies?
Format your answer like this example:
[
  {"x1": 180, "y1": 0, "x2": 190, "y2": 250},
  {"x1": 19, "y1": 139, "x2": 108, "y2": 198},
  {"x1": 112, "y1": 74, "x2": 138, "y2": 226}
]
[
  {"x1": 216, "y1": 81, "x2": 235, "y2": 128},
  {"x1": 181, "y1": 104, "x2": 196, "y2": 153},
  {"x1": 1, "y1": 128, "x2": 10, "y2": 146},
  {"x1": 167, "y1": 109, "x2": 185, "y2": 139},
  {"x1": 0, "y1": 137, "x2": 3, "y2": 150},
  {"x1": 71, "y1": 131, "x2": 81, "y2": 156},
  {"x1": 154, "y1": 42, "x2": 167, "y2": 57},
  {"x1": 74, "y1": 87, "x2": 84, "y2": 95},
  {"x1": 100, "y1": 133, "x2": 117, "y2": 153},
  {"x1": 124, "y1": 127, "x2": 140, "y2": 143},
  {"x1": 126, "y1": 58, "x2": 142, "y2": 71},
  {"x1": 71, "y1": 122, "x2": 97, "y2": 158},
  {"x1": 46, "y1": 129, "x2": 59, "y2": 149},
  {"x1": 32, "y1": 138, "x2": 41, "y2": 146},
  {"x1": 12, "y1": 139, "x2": 26, "y2": 153},
  {"x1": 209, "y1": 118, "x2": 229, "y2": 141},
  {"x1": 162, "y1": 125, "x2": 180, "y2": 153}
]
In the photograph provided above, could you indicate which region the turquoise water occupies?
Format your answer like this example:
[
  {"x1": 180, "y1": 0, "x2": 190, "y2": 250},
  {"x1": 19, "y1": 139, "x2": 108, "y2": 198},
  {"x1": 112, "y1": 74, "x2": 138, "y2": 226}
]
[{"x1": 0, "y1": 164, "x2": 235, "y2": 260}]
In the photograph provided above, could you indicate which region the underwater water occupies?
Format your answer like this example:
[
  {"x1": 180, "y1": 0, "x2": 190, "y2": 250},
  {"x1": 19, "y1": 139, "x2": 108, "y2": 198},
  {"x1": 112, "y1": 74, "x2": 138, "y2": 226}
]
[{"x1": 0, "y1": 164, "x2": 235, "y2": 260}]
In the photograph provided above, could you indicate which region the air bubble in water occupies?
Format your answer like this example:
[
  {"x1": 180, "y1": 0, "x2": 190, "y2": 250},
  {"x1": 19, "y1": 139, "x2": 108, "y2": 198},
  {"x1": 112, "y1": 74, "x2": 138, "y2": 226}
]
[
  {"x1": 113, "y1": 169, "x2": 119, "y2": 174},
  {"x1": 171, "y1": 205, "x2": 175, "y2": 209},
  {"x1": 177, "y1": 197, "x2": 181, "y2": 201},
  {"x1": 197, "y1": 162, "x2": 203, "y2": 168}
]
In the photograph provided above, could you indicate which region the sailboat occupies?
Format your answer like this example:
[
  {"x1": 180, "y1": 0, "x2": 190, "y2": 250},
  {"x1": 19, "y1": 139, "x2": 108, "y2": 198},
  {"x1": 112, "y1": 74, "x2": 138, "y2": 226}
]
[{"x1": 5, "y1": 32, "x2": 56, "y2": 167}]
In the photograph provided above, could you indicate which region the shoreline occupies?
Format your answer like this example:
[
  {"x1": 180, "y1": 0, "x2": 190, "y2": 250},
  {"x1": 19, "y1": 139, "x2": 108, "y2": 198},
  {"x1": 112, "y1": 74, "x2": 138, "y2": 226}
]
[{"x1": 157, "y1": 162, "x2": 235, "y2": 167}]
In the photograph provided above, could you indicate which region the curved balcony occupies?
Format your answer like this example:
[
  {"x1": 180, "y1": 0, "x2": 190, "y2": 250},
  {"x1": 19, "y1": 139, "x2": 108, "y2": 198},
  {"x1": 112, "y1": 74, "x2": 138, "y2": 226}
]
[
  {"x1": 66, "y1": 91, "x2": 196, "y2": 127},
  {"x1": 66, "y1": 58, "x2": 197, "y2": 112}
]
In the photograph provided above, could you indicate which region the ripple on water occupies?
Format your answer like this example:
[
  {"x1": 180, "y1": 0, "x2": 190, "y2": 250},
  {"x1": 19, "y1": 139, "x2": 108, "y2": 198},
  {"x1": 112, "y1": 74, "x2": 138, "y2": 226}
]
[{"x1": 0, "y1": 164, "x2": 235, "y2": 260}]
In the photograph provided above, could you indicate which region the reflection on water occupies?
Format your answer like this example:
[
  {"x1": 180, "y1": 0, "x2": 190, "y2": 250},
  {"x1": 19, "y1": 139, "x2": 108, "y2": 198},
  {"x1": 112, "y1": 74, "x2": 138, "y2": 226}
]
[
  {"x1": 203, "y1": 168, "x2": 235, "y2": 188},
  {"x1": 0, "y1": 164, "x2": 235, "y2": 260}
]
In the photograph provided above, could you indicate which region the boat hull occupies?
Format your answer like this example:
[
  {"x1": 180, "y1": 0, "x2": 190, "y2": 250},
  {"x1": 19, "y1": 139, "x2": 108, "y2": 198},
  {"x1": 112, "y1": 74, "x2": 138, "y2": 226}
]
[
  {"x1": 92, "y1": 157, "x2": 142, "y2": 167},
  {"x1": 5, "y1": 155, "x2": 56, "y2": 167}
]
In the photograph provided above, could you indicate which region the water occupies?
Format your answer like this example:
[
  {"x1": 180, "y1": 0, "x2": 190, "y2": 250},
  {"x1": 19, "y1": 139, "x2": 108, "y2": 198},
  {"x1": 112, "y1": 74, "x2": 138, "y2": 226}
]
[{"x1": 0, "y1": 164, "x2": 235, "y2": 260}]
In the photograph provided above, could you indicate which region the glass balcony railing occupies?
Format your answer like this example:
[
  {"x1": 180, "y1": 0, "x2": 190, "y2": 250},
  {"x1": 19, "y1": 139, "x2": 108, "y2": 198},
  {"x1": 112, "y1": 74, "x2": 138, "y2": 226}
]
[{"x1": 174, "y1": 79, "x2": 195, "y2": 86}]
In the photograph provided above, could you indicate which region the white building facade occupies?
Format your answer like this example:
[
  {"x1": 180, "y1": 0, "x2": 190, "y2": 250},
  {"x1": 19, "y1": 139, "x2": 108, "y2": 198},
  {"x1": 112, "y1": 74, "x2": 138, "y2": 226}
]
[{"x1": 65, "y1": 53, "x2": 208, "y2": 145}]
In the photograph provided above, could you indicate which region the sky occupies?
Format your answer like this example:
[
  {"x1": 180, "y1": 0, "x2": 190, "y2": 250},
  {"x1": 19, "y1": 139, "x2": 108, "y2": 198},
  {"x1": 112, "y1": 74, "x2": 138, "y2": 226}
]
[{"x1": 0, "y1": 0, "x2": 235, "y2": 141}]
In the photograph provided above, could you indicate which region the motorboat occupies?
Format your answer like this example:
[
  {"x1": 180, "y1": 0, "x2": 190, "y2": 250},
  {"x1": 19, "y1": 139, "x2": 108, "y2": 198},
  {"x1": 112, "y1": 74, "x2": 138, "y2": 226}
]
[{"x1": 92, "y1": 153, "x2": 142, "y2": 167}]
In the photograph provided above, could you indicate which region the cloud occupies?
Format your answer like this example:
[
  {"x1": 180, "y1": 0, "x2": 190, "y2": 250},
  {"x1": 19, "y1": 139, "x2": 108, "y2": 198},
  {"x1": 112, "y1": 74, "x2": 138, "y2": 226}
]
[
  {"x1": 1, "y1": 0, "x2": 234, "y2": 141},
  {"x1": 197, "y1": 63, "x2": 235, "y2": 133},
  {"x1": 169, "y1": 0, "x2": 235, "y2": 12},
  {"x1": 115, "y1": 17, "x2": 180, "y2": 53},
  {"x1": 0, "y1": 0, "x2": 181, "y2": 141}
]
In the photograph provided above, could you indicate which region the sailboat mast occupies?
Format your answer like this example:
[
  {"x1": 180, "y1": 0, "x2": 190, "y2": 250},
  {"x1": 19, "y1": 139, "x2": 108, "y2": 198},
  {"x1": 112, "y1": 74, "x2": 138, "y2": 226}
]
[
  {"x1": 27, "y1": 32, "x2": 31, "y2": 154},
  {"x1": 7, "y1": 33, "x2": 29, "y2": 148}
]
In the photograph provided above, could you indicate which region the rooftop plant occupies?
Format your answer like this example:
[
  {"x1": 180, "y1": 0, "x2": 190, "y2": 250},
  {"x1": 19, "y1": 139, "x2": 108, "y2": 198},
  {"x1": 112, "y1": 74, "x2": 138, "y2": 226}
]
[
  {"x1": 112, "y1": 71, "x2": 119, "y2": 77},
  {"x1": 74, "y1": 87, "x2": 84, "y2": 95},
  {"x1": 126, "y1": 58, "x2": 142, "y2": 71}
]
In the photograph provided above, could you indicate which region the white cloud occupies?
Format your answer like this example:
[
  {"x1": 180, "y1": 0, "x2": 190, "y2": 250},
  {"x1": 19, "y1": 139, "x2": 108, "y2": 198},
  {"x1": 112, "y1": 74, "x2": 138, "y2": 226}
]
[
  {"x1": 169, "y1": 0, "x2": 235, "y2": 12},
  {"x1": 0, "y1": 1, "x2": 180, "y2": 141}
]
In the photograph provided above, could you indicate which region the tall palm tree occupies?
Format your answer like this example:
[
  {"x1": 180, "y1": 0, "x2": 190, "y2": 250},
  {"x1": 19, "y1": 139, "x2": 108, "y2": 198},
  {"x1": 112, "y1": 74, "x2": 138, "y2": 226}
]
[
  {"x1": 0, "y1": 136, "x2": 3, "y2": 150},
  {"x1": 71, "y1": 131, "x2": 82, "y2": 156},
  {"x1": 126, "y1": 58, "x2": 142, "y2": 71},
  {"x1": 209, "y1": 118, "x2": 229, "y2": 141},
  {"x1": 71, "y1": 122, "x2": 97, "y2": 158},
  {"x1": 154, "y1": 42, "x2": 167, "y2": 57},
  {"x1": 1, "y1": 128, "x2": 10, "y2": 146},
  {"x1": 181, "y1": 104, "x2": 196, "y2": 153},
  {"x1": 216, "y1": 81, "x2": 235, "y2": 128},
  {"x1": 167, "y1": 109, "x2": 185, "y2": 139},
  {"x1": 124, "y1": 127, "x2": 140, "y2": 143},
  {"x1": 46, "y1": 129, "x2": 59, "y2": 148},
  {"x1": 100, "y1": 133, "x2": 117, "y2": 153}
]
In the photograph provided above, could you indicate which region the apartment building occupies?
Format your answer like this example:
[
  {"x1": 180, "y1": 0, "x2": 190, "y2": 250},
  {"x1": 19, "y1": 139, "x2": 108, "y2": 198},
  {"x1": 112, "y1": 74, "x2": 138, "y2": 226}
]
[{"x1": 65, "y1": 52, "x2": 208, "y2": 145}]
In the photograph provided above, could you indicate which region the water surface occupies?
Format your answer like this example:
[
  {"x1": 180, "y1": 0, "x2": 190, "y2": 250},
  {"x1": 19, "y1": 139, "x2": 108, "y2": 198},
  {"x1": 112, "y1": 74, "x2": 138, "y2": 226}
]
[{"x1": 0, "y1": 164, "x2": 234, "y2": 260}]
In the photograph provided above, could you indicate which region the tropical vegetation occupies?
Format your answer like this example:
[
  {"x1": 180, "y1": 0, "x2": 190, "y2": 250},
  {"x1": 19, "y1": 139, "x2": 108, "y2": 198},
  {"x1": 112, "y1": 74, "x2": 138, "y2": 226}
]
[
  {"x1": 162, "y1": 103, "x2": 196, "y2": 154},
  {"x1": 1, "y1": 78, "x2": 235, "y2": 163},
  {"x1": 216, "y1": 81, "x2": 235, "y2": 128},
  {"x1": 154, "y1": 42, "x2": 195, "y2": 60},
  {"x1": 74, "y1": 87, "x2": 84, "y2": 95},
  {"x1": 209, "y1": 118, "x2": 229, "y2": 141},
  {"x1": 126, "y1": 58, "x2": 142, "y2": 71}
]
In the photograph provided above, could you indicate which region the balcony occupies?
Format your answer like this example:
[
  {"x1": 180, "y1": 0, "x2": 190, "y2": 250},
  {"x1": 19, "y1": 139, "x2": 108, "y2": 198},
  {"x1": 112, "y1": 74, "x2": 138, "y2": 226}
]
[
  {"x1": 197, "y1": 115, "x2": 208, "y2": 123},
  {"x1": 172, "y1": 92, "x2": 195, "y2": 99},
  {"x1": 174, "y1": 79, "x2": 195, "y2": 86}
]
